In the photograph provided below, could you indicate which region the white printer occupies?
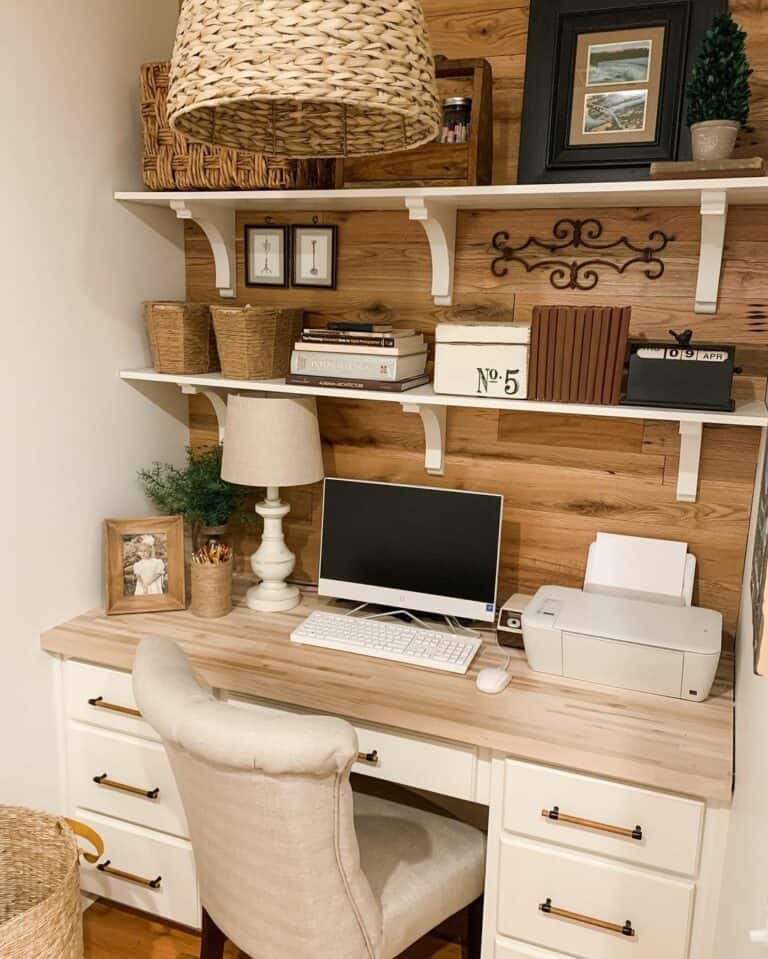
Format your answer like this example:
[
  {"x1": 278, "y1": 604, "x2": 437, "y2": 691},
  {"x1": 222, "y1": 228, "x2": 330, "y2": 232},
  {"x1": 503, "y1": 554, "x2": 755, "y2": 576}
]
[{"x1": 521, "y1": 533, "x2": 722, "y2": 702}]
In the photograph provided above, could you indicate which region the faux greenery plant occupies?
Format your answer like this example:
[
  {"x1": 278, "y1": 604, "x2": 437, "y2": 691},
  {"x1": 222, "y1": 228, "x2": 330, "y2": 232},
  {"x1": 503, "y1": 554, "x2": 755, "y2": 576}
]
[
  {"x1": 687, "y1": 12, "x2": 752, "y2": 126},
  {"x1": 139, "y1": 446, "x2": 245, "y2": 536}
]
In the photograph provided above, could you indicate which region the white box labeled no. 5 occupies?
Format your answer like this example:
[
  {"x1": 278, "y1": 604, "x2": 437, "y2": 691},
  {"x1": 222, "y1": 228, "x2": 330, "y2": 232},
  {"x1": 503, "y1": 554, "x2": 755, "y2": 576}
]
[{"x1": 434, "y1": 323, "x2": 530, "y2": 399}]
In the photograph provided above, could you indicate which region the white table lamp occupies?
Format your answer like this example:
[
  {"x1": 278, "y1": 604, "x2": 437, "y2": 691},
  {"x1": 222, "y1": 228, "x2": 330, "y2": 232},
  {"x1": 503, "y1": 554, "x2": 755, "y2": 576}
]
[{"x1": 221, "y1": 394, "x2": 325, "y2": 612}]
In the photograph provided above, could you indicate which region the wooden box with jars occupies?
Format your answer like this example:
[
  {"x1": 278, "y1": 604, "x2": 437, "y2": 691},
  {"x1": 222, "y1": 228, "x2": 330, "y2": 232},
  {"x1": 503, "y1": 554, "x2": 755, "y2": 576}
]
[{"x1": 335, "y1": 57, "x2": 493, "y2": 188}]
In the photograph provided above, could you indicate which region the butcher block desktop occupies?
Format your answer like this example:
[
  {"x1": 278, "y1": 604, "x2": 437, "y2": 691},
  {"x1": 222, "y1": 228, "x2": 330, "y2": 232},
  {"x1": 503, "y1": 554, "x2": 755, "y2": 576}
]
[{"x1": 42, "y1": 589, "x2": 733, "y2": 802}]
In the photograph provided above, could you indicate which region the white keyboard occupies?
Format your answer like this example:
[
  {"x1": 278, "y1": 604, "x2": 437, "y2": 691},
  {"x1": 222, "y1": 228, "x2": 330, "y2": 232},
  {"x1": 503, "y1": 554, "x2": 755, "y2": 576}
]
[{"x1": 290, "y1": 611, "x2": 482, "y2": 674}]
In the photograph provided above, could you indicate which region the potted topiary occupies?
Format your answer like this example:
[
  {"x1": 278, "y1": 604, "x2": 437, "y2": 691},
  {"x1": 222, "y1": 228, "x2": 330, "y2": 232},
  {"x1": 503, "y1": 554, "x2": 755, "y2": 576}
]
[
  {"x1": 138, "y1": 445, "x2": 246, "y2": 550},
  {"x1": 687, "y1": 12, "x2": 752, "y2": 163}
]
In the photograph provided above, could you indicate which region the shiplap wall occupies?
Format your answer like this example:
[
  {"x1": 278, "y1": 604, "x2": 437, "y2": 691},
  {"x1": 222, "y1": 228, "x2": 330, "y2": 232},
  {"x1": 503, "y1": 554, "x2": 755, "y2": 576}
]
[{"x1": 186, "y1": 0, "x2": 768, "y2": 645}]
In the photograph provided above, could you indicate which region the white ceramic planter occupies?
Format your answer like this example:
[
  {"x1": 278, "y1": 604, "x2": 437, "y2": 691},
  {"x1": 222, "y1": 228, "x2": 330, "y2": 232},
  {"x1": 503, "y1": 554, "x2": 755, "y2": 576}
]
[{"x1": 690, "y1": 119, "x2": 740, "y2": 162}]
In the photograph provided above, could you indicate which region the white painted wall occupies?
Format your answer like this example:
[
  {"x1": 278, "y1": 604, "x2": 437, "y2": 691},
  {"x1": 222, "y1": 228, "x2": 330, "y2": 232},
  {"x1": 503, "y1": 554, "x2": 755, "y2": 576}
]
[
  {"x1": 715, "y1": 431, "x2": 768, "y2": 957},
  {"x1": 0, "y1": 1, "x2": 186, "y2": 810}
]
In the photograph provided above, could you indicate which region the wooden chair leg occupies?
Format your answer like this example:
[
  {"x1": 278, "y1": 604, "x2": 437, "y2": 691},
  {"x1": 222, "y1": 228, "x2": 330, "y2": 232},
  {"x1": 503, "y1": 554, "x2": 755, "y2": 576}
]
[
  {"x1": 201, "y1": 908, "x2": 227, "y2": 959},
  {"x1": 466, "y1": 896, "x2": 484, "y2": 959}
]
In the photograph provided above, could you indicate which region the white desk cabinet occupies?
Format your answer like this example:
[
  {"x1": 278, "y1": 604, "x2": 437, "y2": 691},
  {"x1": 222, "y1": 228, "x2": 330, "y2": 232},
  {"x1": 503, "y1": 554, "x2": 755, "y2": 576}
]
[{"x1": 58, "y1": 659, "x2": 728, "y2": 954}]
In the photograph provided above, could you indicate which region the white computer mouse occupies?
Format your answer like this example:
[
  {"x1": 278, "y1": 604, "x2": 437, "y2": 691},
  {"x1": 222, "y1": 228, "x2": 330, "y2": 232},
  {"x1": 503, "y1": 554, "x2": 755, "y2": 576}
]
[{"x1": 476, "y1": 668, "x2": 512, "y2": 695}]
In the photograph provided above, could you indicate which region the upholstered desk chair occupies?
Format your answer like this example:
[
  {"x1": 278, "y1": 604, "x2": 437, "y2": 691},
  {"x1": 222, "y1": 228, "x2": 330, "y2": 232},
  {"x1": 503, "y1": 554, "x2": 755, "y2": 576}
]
[{"x1": 132, "y1": 637, "x2": 486, "y2": 959}]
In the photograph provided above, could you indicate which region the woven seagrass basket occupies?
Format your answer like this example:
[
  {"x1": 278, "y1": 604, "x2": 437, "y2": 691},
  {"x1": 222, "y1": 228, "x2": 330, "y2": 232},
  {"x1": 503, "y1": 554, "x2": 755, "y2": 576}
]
[
  {"x1": 144, "y1": 302, "x2": 219, "y2": 375},
  {"x1": 0, "y1": 808, "x2": 103, "y2": 959},
  {"x1": 211, "y1": 306, "x2": 304, "y2": 380},
  {"x1": 140, "y1": 62, "x2": 335, "y2": 190}
]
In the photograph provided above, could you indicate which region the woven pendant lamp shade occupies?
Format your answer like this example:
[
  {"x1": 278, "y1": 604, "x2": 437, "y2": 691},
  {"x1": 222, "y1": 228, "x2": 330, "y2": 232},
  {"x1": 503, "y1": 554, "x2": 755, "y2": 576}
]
[{"x1": 168, "y1": 0, "x2": 441, "y2": 158}]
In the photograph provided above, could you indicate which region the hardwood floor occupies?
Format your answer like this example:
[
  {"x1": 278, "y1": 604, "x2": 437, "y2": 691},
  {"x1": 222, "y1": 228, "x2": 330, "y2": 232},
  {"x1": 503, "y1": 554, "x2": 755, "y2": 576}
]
[{"x1": 82, "y1": 901, "x2": 463, "y2": 959}]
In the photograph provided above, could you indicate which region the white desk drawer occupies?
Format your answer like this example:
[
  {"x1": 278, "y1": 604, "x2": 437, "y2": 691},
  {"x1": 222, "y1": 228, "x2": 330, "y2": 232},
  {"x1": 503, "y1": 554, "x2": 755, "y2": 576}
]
[
  {"x1": 68, "y1": 724, "x2": 188, "y2": 838},
  {"x1": 230, "y1": 696, "x2": 477, "y2": 802},
  {"x1": 64, "y1": 661, "x2": 157, "y2": 741},
  {"x1": 497, "y1": 837, "x2": 694, "y2": 959},
  {"x1": 75, "y1": 809, "x2": 199, "y2": 929},
  {"x1": 352, "y1": 721, "x2": 476, "y2": 800},
  {"x1": 503, "y1": 759, "x2": 704, "y2": 876}
]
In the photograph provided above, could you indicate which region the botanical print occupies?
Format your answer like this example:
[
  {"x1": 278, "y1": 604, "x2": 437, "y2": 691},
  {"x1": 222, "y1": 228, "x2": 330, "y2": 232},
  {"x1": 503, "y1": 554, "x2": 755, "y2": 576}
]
[
  {"x1": 245, "y1": 226, "x2": 287, "y2": 286},
  {"x1": 292, "y1": 225, "x2": 337, "y2": 288}
]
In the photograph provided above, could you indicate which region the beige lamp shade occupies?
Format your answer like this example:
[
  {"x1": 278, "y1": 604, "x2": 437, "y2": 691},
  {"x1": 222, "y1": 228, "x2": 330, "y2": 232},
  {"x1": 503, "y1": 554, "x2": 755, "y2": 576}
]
[
  {"x1": 221, "y1": 395, "x2": 325, "y2": 488},
  {"x1": 168, "y1": 0, "x2": 441, "y2": 158}
]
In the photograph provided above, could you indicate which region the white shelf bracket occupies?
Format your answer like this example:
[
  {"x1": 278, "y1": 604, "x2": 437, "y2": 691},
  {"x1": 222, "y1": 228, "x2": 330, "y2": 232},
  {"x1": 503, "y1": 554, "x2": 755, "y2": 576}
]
[
  {"x1": 180, "y1": 385, "x2": 228, "y2": 443},
  {"x1": 405, "y1": 198, "x2": 457, "y2": 306},
  {"x1": 695, "y1": 189, "x2": 728, "y2": 314},
  {"x1": 402, "y1": 403, "x2": 447, "y2": 476},
  {"x1": 677, "y1": 421, "x2": 703, "y2": 502},
  {"x1": 170, "y1": 200, "x2": 236, "y2": 299}
]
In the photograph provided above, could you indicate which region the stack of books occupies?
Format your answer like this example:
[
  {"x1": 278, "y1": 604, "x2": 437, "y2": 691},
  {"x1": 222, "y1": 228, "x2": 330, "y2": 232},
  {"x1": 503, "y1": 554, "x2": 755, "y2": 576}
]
[{"x1": 286, "y1": 323, "x2": 430, "y2": 393}]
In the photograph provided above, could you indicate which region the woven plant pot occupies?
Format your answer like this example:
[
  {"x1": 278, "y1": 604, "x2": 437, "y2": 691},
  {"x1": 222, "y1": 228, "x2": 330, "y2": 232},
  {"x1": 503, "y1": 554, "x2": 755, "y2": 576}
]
[
  {"x1": 144, "y1": 302, "x2": 219, "y2": 375},
  {"x1": 140, "y1": 61, "x2": 335, "y2": 190},
  {"x1": 0, "y1": 808, "x2": 83, "y2": 959},
  {"x1": 167, "y1": 1, "x2": 441, "y2": 158},
  {"x1": 191, "y1": 558, "x2": 233, "y2": 619},
  {"x1": 211, "y1": 306, "x2": 304, "y2": 380}
]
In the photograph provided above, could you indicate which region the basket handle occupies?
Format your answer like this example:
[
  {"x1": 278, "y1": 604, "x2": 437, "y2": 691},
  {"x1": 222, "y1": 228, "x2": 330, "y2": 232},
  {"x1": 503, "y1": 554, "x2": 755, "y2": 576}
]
[{"x1": 64, "y1": 818, "x2": 105, "y2": 864}]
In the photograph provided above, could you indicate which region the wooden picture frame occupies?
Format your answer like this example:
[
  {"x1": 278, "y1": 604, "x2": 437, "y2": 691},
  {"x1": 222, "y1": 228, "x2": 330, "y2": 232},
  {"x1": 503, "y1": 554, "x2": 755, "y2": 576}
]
[
  {"x1": 518, "y1": 0, "x2": 726, "y2": 183},
  {"x1": 105, "y1": 516, "x2": 186, "y2": 615},
  {"x1": 291, "y1": 225, "x2": 338, "y2": 289},
  {"x1": 244, "y1": 224, "x2": 290, "y2": 288}
]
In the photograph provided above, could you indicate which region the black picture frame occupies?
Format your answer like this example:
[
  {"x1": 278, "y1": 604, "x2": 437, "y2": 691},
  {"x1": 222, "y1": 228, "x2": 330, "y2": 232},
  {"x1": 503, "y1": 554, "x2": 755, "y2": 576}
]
[
  {"x1": 518, "y1": 0, "x2": 727, "y2": 184},
  {"x1": 244, "y1": 224, "x2": 290, "y2": 288},
  {"x1": 291, "y1": 225, "x2": 338, "y2": 290}
]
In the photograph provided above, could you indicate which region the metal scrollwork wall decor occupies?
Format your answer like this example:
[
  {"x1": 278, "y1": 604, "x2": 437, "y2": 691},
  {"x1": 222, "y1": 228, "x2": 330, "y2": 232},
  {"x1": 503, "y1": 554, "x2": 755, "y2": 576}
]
[{"x1": 490, "y1": 218, "x2": 673, "y2": 292}]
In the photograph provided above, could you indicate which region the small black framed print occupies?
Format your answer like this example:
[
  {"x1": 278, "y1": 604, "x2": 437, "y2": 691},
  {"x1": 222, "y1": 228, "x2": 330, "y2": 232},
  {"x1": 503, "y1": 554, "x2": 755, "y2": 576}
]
[
  {"x1": 245, "y1": 224, "x2": 289, "y2": 288},
  {"x1": 291, "y1": 225, "x2": 338, "y2": 289}
]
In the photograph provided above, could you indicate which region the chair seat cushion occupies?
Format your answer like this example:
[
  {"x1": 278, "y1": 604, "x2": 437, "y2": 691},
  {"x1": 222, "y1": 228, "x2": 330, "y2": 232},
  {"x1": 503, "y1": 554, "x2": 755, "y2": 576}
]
[{"x1": 354, "y1": 791, "x2": 486, "y2": 959}]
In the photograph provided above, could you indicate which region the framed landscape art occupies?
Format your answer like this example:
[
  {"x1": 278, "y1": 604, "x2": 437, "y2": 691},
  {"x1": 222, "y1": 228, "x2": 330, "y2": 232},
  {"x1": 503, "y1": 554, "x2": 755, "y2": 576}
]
[{"x1": 518, "y1": 0, "x2": 727, "y2": 183}]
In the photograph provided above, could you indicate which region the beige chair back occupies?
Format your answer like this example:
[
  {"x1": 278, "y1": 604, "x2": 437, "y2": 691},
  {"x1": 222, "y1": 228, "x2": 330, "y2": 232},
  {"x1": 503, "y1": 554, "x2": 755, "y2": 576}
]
[{"x1": 133, "y1": 637, "x2": 383, "y2": 959}]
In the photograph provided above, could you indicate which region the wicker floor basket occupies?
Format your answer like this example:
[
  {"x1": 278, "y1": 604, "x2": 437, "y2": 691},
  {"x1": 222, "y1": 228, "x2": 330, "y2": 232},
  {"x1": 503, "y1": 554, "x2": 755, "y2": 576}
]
[
  {"x1": 141, "y1": 62, "x2": 336, "y2": 191},
  {"x1": 144, "y1": 302, "x2": 219, "y2": 374},
  {"x1": 212, "y1": 306, "x2": 304, "y2": 380},
  {"x1": 0, "y1": 809, "x2": 102, "y2": 959}
]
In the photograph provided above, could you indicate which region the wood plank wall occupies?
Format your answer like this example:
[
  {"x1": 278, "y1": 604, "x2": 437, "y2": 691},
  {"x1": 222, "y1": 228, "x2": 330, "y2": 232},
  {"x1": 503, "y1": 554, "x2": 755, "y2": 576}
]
[{"x1": 186, "y1": 0, "x2": 768, "y2": 646}]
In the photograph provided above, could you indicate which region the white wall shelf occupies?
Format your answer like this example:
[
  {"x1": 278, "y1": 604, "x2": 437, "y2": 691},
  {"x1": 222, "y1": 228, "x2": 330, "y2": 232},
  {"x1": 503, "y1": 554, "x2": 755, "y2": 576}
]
[
  {"x1": 116, "y1": 177, "x2": 768, "y2": 310},
  {"x1": 121, "y1": 368, "x2": 768, "y2": 500}
]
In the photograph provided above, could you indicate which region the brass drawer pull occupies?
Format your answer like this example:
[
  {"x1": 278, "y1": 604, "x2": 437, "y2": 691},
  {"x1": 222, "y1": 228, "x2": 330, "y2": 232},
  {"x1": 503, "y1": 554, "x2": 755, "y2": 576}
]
[
  {"x1": 93, "y1": 772, "x2": 159, "y2": 800},
  {"x1": 97, "y1": 860, "x2": 162, "y2": 889},
  {"x1": 540, "y1": 898, "x2": 635, "y2": 937},
  {"x1": 88, "y1": 696, "x2": 142, "y2": 719},
  {"x1": 541, "y1": 806, "x2": 643, "y2": 841},
  {"x1": 357, "y1": 750, "x2": 380, "y2": 766}
]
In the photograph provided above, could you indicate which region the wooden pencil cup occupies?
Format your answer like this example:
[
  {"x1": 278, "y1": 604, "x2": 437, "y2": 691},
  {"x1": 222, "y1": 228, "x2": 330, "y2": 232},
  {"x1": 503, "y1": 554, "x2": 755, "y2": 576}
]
[{"x1": 191, "y1": 559, "x2": 233, "y2": 619}]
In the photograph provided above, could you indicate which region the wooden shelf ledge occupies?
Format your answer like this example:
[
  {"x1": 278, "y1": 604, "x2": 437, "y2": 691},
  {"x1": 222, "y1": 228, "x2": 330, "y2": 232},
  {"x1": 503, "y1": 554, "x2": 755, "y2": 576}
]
[{"x1": 121, "y1": 368, "x2": 768, "y2": 502}]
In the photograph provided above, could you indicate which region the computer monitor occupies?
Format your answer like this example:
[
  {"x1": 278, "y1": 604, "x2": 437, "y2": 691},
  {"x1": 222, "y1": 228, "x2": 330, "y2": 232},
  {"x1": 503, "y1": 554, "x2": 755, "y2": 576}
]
[{"x1": 319, "y1": 479, "x2": 503, "y2": 622}]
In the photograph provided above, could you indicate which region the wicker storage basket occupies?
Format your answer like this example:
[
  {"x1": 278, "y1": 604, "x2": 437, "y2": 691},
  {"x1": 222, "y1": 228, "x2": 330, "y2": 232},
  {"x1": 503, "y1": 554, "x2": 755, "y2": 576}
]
[
  {"x1": 144, "y1": 302, "x2": 219, "y2": 375},
  {"x1": 191, "y1": 558, "x2": 234, "y2": 619},
  {"x1": 212, "y1": 306, "x2": 304, "y2": 380},
  {"x1": 141, "y1": 62, "x2": 335, "y2": 191},
  {"x1": 0, "y1": 809, "x2": 103, "y2": 959}
]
